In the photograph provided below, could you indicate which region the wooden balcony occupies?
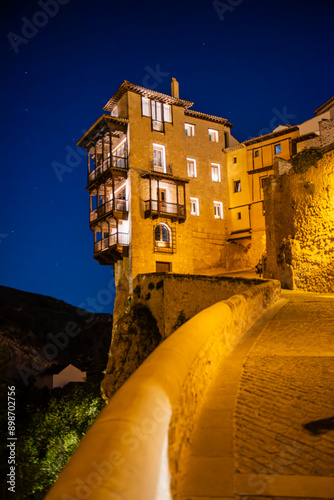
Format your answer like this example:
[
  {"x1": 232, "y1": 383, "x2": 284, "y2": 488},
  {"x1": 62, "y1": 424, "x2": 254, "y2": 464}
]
[
  {"x1": 144, "y1": 200, "x2": 186, "y2": 221},
  {"x1": 90, "y1": 199, "x2": 128, "y2": 225},
  {"x1": 93, "y1": 232, "x2": 129, "y2": 265},
  {"x1": 87, "y1": 155, "x2": 128, "y2": 185}
]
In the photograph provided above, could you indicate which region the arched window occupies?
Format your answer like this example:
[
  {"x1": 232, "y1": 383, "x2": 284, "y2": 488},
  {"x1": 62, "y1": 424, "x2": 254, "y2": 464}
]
[{"x1": 155, "y1": 223, "x2": 171, "y2": 247}]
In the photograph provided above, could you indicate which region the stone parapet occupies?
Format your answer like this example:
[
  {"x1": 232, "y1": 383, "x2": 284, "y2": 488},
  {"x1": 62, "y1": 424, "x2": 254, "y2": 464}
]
[{"x1": 45, "y1": 279, "x2": 280, "y2": 500}]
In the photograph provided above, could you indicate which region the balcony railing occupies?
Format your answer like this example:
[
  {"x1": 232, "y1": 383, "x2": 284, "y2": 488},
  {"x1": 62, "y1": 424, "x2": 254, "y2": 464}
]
[
  {"x1": 90, "y1": 199, "x2": 128, "y2": 222},
  {"x1": 149, "y1": 160, "x2": 173, "y2": 175},
  {"x1": 88, "y1": 155, "x2": 128, "y2": 182},
  {"x1": 94, "y1": 232, "x2": 129, "y2": 254},
  {"x1": 144, "y1": 200, "x2": 185, "y2": 218}
]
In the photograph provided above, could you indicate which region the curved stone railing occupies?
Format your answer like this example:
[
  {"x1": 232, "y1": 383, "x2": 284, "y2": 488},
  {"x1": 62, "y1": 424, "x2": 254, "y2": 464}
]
[{"x1": 45, "y1": 279, "x2": 280, "y2": 500}]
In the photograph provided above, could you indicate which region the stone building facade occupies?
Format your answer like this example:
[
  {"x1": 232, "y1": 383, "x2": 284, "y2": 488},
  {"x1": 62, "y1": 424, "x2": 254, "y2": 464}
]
[
  {"x1": 77, "y1": 79, "x2": 239, "y2": 302},
  {"x1": 77, "y1": 83, "x2": 334, "y2": 297}
]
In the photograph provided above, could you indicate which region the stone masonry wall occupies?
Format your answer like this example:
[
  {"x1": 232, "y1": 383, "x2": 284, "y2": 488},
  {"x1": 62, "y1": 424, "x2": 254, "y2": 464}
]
[
  {"x1": 102, "y1": 273, "x2": 268, "y2": 398},
  {"x1": 264, "y1": 147, "x2": 334, "y2": 292}
]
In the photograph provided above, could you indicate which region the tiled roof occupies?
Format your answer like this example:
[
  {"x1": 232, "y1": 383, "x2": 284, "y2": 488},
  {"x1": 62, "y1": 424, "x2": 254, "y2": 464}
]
[
  {"x1": 184, "y1": 108, "x2": 232, "y2": 127},
  {"x1": 103, "y1": 81, "x2": 194, "y2": 111},
  {"x1": 314, "y1": 97, "x2": 334, "y2": 116},
  {"x1": 243, "y1": 126, "x2": 299, "y2": 146}
]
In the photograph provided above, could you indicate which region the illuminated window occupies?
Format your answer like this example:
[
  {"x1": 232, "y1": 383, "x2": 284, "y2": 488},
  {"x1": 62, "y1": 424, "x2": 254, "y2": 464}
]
[
  {"x1": 155, "y1": 223, "x2": 171, "y2": 247},
  {"x1": 211, "y1": 163, "x2": 221, "y2": 182},
  {"x1": 142, "y1": 97, "x2": 150, "y2": 117},
  {"x1": 274, "y1": 144, "x2": 281, "y2": 155},
  {"x1": 190, "y1": 197, "x2": 199, "y2": 216},
  {"x1": 234, "y1": 180, "x2": 241, "y2": 192},
  {"x1": 163, "y1": 104, "x2": 172, "y2": 123},
  {"x1": 187, "y1": 158, "x2": 197, "y2": 178},
  {"x1": 208, "y1": 129, "x2": 219, "y2": 142},
  {"x1": 214, "y1": 201, "x2": 223, "y2": 219},
  {"x1": 151, "y1": 101, "x2": 163, "y2": 131},
  {"x1": 153, "y1": 143, "x2": 166, "y2": 172},
  {"x1": 185, "y1": 123, "x2": 195, "y2": 136}
]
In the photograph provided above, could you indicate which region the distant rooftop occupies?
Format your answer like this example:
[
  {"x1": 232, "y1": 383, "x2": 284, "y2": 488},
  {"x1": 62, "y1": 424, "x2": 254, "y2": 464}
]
[{"x1": 314, "y1": 96, "x2": 334, "y2": 116}]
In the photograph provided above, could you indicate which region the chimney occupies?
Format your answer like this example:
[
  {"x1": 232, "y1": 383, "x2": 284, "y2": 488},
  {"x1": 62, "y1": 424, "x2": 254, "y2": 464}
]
[{"x1": 171, "y1": 78, "x2": 179, "y2": 99}]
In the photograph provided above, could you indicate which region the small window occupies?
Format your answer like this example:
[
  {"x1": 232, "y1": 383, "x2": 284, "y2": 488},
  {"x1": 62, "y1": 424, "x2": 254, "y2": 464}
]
[
  {"x1": 224, "y1": 131, "x2": 229, "y2": 148},
  {"x1": 262, "y1": 201, "x2": 265, "y2": 216},
  {"x1": 155, "y1": 223, "x2": 170, "y2": 247},
  {"x1": 151, "y1": 101, "x2": 163, "y2": 131},
  {"x1": 254, "y1": 150, "x2": 259, "y2": 158},
  {"x1": 163, "y1": 104, "x2": 172, "y2": 123},
  {"x1": 156, "y1": 261, "x2": 171, "y2": 272},
  {"x1": 233, "y1": 157, "x2": 237, "y2": 164},
  {"x1": 234, "y1": 180, "x2": 241, "y2": 192},
  {"x1": 274, "y1": 144, "x2": 281, "y2": 155},
  {"x1": 185, "y1": 123, "x2": 195, "y2": 136},
  {"x1": 237, "y1": 212, "x2": 242, "y2": 220},
  {"x1": 190, "y1": 197, "x2": 199, "y2": 216},
  {"x1": 187, "y1": 158, "x2": 197, "y2": 178},
  {"x1": 208, "y1": 129, "x2": 219, "y2": 142},
  {"x1": 211, "y1": 163, "x2": 221, "y2": 182},
  {"x1": 214, "y1": 201, "x2": 223, "y2": 219},
  {"x1": 153, "y1": 143, "x2": 166, "y2": 171},
  {"x1": 142, "y1": 97, "x2": 150, "y2": 117}
]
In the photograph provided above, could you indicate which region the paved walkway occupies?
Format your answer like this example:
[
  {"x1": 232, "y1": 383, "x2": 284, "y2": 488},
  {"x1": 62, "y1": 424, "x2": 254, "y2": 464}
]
[{"x1": 174, "y1": 291, "x2": 334, "y2": 500}]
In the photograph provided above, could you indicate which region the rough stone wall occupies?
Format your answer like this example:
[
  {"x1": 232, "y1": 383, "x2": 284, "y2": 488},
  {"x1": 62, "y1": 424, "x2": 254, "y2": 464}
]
[
  {"x1": 102, "y1": 273, "x2": 268, "y2": 399},
  {"x1": 264, "y1": 148, "x2": 334, "y2": 292}
]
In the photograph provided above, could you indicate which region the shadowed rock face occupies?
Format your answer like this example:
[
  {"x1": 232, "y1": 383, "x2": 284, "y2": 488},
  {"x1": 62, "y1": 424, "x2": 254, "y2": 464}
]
[
  {"x1": 0, "y1": 286, "x2": 112, "y2": 384},
  {"x1": 102, "y1": 304, "x2": 161, "y2": 400}
]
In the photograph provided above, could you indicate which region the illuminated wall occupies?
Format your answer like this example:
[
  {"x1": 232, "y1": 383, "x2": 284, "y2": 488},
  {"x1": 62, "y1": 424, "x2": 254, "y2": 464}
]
[{"x1": 264, "y1": 147, "x2": 334, "y2": 292}]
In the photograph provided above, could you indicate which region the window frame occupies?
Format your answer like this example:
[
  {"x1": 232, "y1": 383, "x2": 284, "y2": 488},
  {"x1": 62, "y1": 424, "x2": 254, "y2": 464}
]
[
  {"x1": 211, "y1": 163, "x2": 221, "y2": 182},
  {"x1": 274, "y1": 143, "x2": 282, "y2": 155},
  {"x1": 190, "y1": 197, "x2": 199, "y2": 216},
  {"x1": 185, "y1": 123, "x2": 195, "y2": 136},
  {"x1": 155, "y1": 223, "x2": 171, "y2": 247},
  {"x1": 141, "y1": 97, "x2": 150, "y2": 117},
  {"x1": 213, "y1": 201, "x2": 223, "y2": 219},
  {"x1": 186, "y1": 158, "x2": 197, "y2": 178},
  {"x1": 208, "y1": 128, "x2": 219, "y2": 142},
  {"x1": 163, "y1": 104, "x2": 172, "y2": 123},
  {"x1": 152, "y1": 143, "x2": 166, "y2": 172},
  {"x1": 234, "y1": 180, "x2": 241, "y2": 193}
]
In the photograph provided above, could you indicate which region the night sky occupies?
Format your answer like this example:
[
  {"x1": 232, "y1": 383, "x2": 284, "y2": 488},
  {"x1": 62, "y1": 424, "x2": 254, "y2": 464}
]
[{"x1": 1, "y1": 0, "x2": 333, "y2": 312}]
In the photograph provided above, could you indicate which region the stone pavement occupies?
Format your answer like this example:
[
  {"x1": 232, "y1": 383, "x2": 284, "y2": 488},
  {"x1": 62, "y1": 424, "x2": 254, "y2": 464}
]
[{"x1": 174, "y1": 291, "x2": 334, "y2": 500}]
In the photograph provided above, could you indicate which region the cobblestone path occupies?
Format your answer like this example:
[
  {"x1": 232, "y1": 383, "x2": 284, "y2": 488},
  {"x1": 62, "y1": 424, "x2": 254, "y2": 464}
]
[{"x1": 174, "y1": 291, "x2": 334, "y2": 500}]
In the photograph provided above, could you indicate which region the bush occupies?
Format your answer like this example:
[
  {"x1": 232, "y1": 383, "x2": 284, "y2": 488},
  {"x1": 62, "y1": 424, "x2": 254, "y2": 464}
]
[{"x1": 15, "y1": 382, "x2": 105, "y2": 499}]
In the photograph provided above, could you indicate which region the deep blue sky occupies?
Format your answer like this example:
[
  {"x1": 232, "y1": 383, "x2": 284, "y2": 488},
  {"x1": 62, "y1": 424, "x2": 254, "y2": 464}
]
[{"x1": 1, "y1": 0, "x2": 333, "y2": 312}]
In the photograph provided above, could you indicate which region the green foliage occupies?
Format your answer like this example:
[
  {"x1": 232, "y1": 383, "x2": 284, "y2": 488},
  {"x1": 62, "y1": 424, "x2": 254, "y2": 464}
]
[
  {"x1": 291, "y1": 147, "x2": 323, "y2": 174},
  {"x1": 15, "y1": 382, "x2": 105, "y2": 499}
]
